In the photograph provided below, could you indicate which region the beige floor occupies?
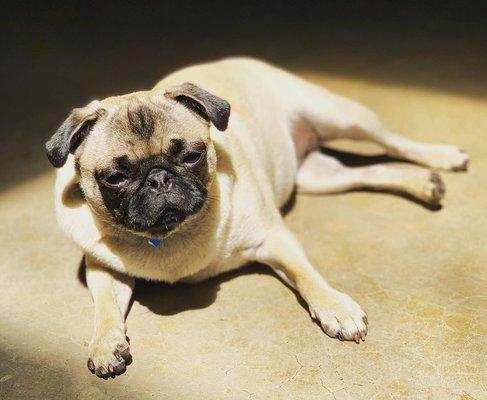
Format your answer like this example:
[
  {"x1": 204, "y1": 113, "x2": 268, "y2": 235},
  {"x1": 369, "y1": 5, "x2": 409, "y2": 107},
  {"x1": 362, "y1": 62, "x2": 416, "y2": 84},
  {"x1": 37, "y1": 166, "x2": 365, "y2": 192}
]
[{"x1": 1, "y1": 69, "x2": 486, "y2": 399}]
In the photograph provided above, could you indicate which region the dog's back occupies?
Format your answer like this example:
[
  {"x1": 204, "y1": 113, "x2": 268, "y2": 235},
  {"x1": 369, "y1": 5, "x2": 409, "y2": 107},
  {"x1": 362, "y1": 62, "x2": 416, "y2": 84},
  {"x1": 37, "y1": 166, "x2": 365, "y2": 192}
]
[{"x1": 156, "y1": 57, "x2": 307, "y2": 208}]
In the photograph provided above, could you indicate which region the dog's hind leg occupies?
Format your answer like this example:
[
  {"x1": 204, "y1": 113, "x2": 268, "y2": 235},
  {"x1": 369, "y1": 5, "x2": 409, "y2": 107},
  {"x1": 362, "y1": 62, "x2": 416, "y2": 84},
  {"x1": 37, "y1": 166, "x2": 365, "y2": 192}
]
[
  {"x1": 297, "y1": 82, "x2": 469, "y2": 171},
  {"x1": 297, "y1": 151, "x2": 445, "y2": 205}
]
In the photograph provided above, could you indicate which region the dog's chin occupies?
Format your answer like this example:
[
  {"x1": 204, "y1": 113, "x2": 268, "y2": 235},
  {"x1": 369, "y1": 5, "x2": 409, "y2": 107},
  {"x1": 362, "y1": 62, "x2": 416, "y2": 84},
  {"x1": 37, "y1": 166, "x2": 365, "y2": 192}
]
[
  {"x1": 136, "y1": 203, "x2": 208, "y2": 240},
  {"x1": 120, "y1": 216, "x2": 186, "y2": 239},
  {"x1": 145, "y1": 218, "x2": 185, "y2": 236}
]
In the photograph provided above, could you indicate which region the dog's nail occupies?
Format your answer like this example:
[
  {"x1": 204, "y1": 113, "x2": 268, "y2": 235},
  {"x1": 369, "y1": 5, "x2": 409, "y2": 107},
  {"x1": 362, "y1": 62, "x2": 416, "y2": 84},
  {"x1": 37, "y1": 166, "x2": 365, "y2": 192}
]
[
  {"x1": 112, "y1": 360, "x2": 127, "y2": 375},
  {"x1": 114, "y1": 349, "x2": 122, "y2": 361},
  {"x1": 87, "y1": 358, "x2": 95, "y2": 372}
]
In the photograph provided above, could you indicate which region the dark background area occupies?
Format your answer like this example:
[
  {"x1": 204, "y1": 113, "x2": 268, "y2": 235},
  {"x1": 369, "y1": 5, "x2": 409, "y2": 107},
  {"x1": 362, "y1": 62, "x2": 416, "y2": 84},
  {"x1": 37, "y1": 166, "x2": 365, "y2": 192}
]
[{"x1": 1, "y1": 0, "x2": 486, "y2": 190}]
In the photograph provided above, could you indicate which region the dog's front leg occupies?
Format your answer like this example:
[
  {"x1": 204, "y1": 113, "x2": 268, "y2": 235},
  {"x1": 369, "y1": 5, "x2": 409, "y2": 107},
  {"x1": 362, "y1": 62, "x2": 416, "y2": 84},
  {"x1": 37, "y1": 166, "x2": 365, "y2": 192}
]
[
  {"x1": 85, "y1": 255, "x2": 135, "y2": 378},
  {"x1": 257, "y1": 226, "x2": 368, "y2": 343}
]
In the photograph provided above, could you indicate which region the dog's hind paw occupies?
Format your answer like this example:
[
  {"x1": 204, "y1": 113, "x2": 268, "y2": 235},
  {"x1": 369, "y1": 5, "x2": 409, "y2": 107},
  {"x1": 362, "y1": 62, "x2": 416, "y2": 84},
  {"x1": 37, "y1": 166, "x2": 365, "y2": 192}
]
[
  {"x1": 409, "y1": 144, "x2": 469, "y2": 172},
  {"x1": 423, "y1": 172, "x2": 446, "y2": 205}
]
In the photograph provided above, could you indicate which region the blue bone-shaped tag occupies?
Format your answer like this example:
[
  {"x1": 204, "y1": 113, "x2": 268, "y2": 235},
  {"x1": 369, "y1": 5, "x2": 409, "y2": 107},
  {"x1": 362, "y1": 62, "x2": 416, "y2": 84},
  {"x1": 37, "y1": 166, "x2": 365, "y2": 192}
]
[{"x1": 148, "y1": 238, "x2": 162, "y2": 247}]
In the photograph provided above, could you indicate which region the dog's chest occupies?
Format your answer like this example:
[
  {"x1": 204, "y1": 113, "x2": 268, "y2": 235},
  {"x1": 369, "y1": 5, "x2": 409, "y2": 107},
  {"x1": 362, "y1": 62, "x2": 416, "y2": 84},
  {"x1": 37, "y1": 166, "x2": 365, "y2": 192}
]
[
  {"x1": 91, "y1": 234, "x2": 217, "y2": 283},
  {"x1": 88, "y1": 210, "x2": 261, "y2": 283}
]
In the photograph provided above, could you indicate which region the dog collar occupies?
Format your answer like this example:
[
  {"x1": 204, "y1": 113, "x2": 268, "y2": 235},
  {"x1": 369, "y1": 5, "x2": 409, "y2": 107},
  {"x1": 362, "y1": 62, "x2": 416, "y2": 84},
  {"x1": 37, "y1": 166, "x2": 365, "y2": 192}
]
[{"x1": 148, "y1": 238, "x2": 162, "y2": 247}]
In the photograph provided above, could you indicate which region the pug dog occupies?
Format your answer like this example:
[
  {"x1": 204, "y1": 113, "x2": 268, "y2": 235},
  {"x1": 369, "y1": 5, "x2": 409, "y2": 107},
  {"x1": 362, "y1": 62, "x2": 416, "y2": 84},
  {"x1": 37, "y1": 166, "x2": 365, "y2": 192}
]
[{"x1": 45, "y1": 57, "x2": 469, "y2": 379}]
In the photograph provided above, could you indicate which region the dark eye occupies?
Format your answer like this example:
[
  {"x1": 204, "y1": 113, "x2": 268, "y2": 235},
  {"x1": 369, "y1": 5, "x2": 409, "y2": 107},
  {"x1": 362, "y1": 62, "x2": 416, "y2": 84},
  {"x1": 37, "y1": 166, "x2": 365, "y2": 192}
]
[
  {"x1": 104, "y1": 172, "x2": 129, "y2": 187},
  {"x1": 181, "y1": 151, "x2": 203, "y2": 165}
]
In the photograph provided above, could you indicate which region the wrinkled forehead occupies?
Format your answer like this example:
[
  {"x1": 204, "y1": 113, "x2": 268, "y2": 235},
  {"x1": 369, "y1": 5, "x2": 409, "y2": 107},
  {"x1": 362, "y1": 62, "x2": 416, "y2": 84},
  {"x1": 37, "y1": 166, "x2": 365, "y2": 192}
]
[{"x1": 81, "y1": 99, "x2": 209, "y2": 170}]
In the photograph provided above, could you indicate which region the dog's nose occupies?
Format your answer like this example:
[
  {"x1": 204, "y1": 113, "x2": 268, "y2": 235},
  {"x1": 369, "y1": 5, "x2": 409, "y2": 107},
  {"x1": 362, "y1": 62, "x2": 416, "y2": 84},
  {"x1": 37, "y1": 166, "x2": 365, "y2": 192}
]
[{"x1": 146, "y1": 168, "x2": 170, "y2": 190}]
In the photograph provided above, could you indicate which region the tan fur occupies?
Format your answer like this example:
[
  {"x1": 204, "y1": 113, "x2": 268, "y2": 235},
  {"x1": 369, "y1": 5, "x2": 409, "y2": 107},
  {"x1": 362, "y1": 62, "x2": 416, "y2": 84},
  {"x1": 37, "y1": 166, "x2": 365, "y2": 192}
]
[{"x1": 52, "y1": 57, "x2": 468, "y2": 378}]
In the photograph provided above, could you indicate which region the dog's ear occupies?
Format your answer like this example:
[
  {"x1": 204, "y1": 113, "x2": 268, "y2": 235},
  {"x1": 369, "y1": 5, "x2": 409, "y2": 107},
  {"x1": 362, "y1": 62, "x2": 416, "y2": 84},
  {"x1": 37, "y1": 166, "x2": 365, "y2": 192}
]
[
  {"x1": 165, "y1": 83, "x2": 231, "y2": 131},
  {"x1": 45, "y1": 101, "x2": 103, "y2": 168}
]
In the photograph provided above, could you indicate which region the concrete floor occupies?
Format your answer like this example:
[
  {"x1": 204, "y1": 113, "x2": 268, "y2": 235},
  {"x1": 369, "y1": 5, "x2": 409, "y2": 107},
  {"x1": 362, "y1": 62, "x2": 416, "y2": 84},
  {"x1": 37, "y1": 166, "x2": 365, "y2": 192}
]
[{"x1": 1, "y1": 3, "x2": 486, "y2": 399}]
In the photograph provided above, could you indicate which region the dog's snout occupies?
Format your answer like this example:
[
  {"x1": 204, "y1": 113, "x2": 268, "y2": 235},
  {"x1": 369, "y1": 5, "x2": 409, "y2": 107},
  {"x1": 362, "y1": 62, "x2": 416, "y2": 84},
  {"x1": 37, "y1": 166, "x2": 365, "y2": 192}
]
[{"x1": 147, "y1": 168, "x2": 171, "y2": 190}]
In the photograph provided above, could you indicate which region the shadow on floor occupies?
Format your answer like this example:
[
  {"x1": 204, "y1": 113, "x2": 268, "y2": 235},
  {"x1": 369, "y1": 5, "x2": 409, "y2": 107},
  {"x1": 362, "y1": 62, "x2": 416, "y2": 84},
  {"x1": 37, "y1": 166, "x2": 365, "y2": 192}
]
[
  {"x1": 135, "y1": 263, "x2": 274, "y2": 316},
  {"x1": 321, "y1": 146, "x2": 397, "y2": 167},
  {"x1": 78, "y1": 258, "x2": 275, "y2": 315},
  {"x1": 78, "y1": 259, "x2": 311, "y2": 320}
]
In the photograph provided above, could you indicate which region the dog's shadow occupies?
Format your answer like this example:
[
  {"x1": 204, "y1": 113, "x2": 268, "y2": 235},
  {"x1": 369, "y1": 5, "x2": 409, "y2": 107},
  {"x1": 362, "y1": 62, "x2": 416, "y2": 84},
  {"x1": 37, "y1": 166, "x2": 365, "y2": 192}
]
[
  {"x1": 78, "y1": 259, "x2": 307, "y2": 317},
  {"x1": 135, "y1": 263, "x2": 280, "y2": 316}
]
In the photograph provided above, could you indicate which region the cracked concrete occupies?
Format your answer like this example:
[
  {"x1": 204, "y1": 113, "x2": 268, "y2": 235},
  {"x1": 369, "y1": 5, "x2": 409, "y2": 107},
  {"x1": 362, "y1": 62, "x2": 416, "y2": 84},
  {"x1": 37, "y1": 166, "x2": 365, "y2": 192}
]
[{"x1": 1, "y1": 3, "x2": 486, "y2": 399}]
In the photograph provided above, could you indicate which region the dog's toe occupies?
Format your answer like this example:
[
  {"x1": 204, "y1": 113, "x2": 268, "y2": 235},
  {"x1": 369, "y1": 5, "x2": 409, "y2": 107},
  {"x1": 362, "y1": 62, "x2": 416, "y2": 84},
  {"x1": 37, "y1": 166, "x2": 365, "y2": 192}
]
[{"x1": 427, "y1": 172, "x2": 446, "y2": 205}]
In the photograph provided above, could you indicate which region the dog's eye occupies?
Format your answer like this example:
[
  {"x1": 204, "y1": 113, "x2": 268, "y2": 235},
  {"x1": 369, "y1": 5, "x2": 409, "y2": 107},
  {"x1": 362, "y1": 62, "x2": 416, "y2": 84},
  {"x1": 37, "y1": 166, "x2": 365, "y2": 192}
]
[
  {"x1": 181, "y1": 151, "x2": 203, "y2": 165},
  {"x1": 104, "y1": 172, "x2": 129, "y2": 187}
]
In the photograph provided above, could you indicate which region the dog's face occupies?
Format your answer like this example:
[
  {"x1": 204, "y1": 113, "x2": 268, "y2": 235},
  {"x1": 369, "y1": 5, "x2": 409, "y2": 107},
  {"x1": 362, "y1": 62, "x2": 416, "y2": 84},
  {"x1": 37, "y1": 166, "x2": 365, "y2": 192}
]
[{"x1": 45, "y1": 83, "x2": 230, "y2": 237}]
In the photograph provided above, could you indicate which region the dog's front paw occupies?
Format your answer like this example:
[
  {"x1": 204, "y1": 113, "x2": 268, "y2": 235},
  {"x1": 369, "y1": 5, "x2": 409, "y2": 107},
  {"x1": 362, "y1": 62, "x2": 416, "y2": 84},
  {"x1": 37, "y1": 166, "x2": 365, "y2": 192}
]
[
  {"x1": 308, "y1": 290, "x2": 368, "y2": 343},
  {"x1": 87, "y1": 326, "x2": 132, "y2": 379}
]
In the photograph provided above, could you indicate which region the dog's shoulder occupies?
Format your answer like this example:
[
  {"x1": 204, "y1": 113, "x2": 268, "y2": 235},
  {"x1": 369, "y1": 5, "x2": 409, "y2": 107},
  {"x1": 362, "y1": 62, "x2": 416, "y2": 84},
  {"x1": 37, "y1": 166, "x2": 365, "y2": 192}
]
[{"x1": 54, "y1": 155, "x2": 106, "y2": 251}]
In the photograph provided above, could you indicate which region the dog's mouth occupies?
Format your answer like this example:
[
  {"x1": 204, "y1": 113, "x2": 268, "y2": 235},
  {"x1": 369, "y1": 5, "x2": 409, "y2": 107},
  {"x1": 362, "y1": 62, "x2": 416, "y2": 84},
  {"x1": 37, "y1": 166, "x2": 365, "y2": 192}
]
[
  {"x1": 124, "y1": 207, "x2": 187, "y2": 235},
  {"x1": 146, "y1": 214, "x2": 186, "y2": 235}
]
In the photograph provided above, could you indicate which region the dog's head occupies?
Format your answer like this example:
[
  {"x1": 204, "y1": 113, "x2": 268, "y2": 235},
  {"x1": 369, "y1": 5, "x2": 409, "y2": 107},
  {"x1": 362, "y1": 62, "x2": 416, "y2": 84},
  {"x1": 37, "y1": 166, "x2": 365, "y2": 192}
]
[{"x1": 45, "y1": 83, "x2": 230, "y2": 237}]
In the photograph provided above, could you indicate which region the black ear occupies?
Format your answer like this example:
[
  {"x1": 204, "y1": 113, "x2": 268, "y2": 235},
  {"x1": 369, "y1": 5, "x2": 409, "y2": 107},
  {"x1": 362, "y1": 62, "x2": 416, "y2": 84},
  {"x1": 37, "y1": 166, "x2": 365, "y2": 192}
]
[
  {"x1": 45, "y1": 104, "x2": 102, "y2": 168},
  {"x1": 165, "y1": 83, "x2": 231, "y2": 131}
]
